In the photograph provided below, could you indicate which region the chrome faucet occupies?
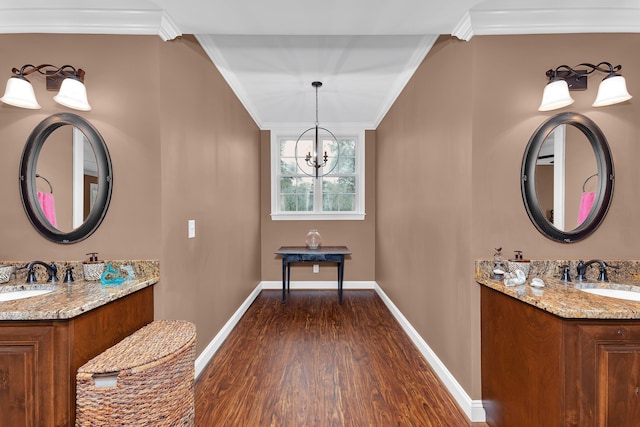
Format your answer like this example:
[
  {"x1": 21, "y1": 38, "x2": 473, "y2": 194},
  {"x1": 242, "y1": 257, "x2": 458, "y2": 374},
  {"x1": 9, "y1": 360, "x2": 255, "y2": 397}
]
[
  {"x1": 25, "y1": 261, "x2": 59, "y2": 284},
  {"x1": 576, "y1": 259, "x2": 609, "y2": 282}
]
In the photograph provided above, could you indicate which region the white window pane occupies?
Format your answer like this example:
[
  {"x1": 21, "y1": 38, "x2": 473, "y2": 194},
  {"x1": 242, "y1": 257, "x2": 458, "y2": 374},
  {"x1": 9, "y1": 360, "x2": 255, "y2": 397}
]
[
  {"x1": 323, "y1": 193, "x2": 356, "y2": 211},
  {"x1": 323, "y1": 176, "x2": 356, "y2": 194},
  {"x1": 280, "y1": 158, "x2": 296, "y2": 174}
]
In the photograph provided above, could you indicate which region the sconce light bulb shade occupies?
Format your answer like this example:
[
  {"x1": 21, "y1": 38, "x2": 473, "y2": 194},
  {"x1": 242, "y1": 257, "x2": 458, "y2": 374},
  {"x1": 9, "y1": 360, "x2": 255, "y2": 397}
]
[
  {"x1": 592, "y1": 75, "x2": 632, "y2": 107},
  {"x1": 53, "y1": 77, "x2": 91, "y2": 111},
  {"x1": 0, "y1": 76, "x2": 41, "y2": 109},
  {"x1": 538, "y1": 79, "x2": 574, "y2": 111}
]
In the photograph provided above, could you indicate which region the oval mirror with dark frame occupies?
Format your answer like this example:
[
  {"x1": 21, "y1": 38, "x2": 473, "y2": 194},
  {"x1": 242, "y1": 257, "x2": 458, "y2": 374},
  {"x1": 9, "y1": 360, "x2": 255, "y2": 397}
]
[
  {"x1": 521, "y1": 112, "x2": 614, "y2": 243},
  {"x1": 19, "y1": 112, "x2": 113, "y2": 244}
]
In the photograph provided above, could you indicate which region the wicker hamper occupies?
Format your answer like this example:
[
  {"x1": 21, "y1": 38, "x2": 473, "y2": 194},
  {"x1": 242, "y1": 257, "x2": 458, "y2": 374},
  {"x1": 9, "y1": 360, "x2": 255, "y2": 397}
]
[{"x1": 75, "y1": 320, "x2": 196, "y2": 426}]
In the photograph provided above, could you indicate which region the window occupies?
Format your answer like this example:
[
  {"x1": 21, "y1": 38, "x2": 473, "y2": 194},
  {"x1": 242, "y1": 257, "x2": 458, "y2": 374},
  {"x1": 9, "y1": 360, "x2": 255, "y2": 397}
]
[{"x1": 271, "y1": 129, "x2": 365, "y2": 220}]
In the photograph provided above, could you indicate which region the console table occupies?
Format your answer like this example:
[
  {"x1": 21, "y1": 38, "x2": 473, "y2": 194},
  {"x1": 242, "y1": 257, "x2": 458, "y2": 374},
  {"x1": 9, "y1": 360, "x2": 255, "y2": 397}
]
[{"x1": 274, "y1": 246, "x2": 351, "y2": 304}]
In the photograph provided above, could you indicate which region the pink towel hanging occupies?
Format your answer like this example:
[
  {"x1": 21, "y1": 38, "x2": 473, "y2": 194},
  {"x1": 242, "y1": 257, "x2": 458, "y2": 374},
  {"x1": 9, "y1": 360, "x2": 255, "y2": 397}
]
[
  {"x1": 578, "y1": 192, "x2": 596, "y2": 226},
  {"x1": 37, "y1": 191, "x2": 57, "y2": 227}
]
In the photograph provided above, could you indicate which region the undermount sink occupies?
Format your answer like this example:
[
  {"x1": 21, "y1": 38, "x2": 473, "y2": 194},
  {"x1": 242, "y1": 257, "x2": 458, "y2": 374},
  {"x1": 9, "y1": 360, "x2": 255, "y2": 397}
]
[
  {"x1": 576, "y1": 283, "x2": 640, "y2": 302},
  {"x1": 0, "y1": 285, "x2": 58, "y2": 302}
]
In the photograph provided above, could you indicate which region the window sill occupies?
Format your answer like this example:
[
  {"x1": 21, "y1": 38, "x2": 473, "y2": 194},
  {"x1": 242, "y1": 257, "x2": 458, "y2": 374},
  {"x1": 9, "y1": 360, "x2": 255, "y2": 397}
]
[{"x1": 271, "y1": 212, "x2": 366, "y2": 221}]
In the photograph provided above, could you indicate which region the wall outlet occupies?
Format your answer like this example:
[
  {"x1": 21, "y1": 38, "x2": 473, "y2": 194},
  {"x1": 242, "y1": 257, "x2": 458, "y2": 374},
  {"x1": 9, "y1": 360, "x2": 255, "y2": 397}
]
[
  {"x1": 313, "y1": 264, "x2": 319, "y2": 273},
  {"x1": 188, "y1": 219, "x2": 196, "y2": 238}
]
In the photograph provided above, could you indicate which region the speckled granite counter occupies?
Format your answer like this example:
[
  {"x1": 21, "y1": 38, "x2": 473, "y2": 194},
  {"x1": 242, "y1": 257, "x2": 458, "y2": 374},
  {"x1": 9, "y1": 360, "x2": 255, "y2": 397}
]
[
  {"x1": 476, "y1": 259, "x2": 640, "y2": 319},
  {"x1": 0, "y1": 260, "x2": 158, "y2": 320}
]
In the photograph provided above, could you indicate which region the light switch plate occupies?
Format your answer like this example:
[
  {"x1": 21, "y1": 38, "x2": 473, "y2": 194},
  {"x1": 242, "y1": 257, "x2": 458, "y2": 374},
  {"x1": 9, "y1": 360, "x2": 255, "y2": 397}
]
[
  {"x1": 188, "y1": 220, "x2": 195, "y2": 238},
  {"x1": 313, "y1": 264, "x2": 319, "y2": 273}
]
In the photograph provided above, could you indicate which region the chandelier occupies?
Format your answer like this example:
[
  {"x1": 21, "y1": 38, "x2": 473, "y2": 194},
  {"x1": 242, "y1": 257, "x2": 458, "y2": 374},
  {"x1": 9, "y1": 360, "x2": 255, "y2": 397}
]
[{"x1": 295, "y1": 81, "x2": 339, "y2": 178}]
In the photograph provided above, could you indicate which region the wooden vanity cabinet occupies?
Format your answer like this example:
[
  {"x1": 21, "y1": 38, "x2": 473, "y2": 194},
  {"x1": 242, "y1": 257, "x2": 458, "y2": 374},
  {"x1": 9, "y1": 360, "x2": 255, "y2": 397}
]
[
  {"x1": 0, "y1": 286, "x2": 153, "y2": 427},
  {"x1": 481, "y1": 286, "x2": 640, "y2": 427}
]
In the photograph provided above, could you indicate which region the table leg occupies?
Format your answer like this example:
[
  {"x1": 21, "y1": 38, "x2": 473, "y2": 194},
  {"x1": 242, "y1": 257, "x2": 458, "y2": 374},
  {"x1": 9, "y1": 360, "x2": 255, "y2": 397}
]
[
  {"x1": 338, "y1": 257, "x2": 344, "y2": 304},
  {"x1": 281, "y1": 258, "x2": 287, "y2": 304},
  {"x1": 287, "y1": 262, "x2": 291, "y2": 293}
]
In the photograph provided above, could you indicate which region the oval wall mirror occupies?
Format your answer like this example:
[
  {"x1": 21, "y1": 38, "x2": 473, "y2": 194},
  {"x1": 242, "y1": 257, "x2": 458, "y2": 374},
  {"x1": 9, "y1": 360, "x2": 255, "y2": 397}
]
[
  {"x1": 19, "y1": 113, "x2": 113, "y2": 244},
  {"x1": 521, "y1": 112, "x2": 614, "y2": 243}
]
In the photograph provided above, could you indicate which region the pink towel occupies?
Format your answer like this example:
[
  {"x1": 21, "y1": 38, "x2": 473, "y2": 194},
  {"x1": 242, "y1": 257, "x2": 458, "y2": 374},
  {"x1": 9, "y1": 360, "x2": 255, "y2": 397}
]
[
  {"x1": 578, "y1": 192, "x2": 596, "y2": 225},
  {"x1": 37, "y1": 192, "x2": 57, "y2": 227}
]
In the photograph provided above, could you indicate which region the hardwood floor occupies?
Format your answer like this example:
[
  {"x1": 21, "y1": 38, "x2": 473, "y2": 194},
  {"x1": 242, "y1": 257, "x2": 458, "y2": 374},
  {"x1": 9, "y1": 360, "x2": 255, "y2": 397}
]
[{"x1": 195, "y1": 290, "x2": 479, "y2": 426}]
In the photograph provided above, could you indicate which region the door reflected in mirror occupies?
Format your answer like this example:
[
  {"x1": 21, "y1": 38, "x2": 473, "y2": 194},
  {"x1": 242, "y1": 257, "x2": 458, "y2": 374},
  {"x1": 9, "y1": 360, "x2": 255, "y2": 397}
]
[
  {"x1": 534, "y1": 124, "x2": 598, "y2": 232},
  {"x1": 35, "y1": 126, "x2": 99, "y2": 232}
]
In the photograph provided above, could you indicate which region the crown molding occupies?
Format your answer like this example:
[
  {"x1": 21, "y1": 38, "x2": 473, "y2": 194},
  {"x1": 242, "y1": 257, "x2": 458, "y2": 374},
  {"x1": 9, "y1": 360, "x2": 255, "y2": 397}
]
[
  {"x1": 455, "y1": 7, "x2": 640, "y2": 40},
  {"x1": 452, "y1": 11, "x2": 473, "y2": 41},
  {"x1": 0, "y1": 8, "x2": 181, "y2": 40},
  {"x1": 195, "y1": 34, "x2": 264, "y2": 128},
  {"x1": 372, "y1": 34, "x2": 438, "y2": 128},
  {"x1": 159, "y1": 11, "x2": 182, "y2": 41}
]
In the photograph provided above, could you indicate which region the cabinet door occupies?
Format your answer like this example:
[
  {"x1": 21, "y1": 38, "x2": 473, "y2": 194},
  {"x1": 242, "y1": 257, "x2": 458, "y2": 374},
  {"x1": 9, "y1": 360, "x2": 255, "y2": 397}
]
[
  {"x1": 596, "y1": 343, "x2": 640, "y2": 426},
  {"x1": 577, "y1": 323, "x2": 640, "y2": 427},
  {"x1": 0, "y1": 325, "x2": 55, "y2": 427}
]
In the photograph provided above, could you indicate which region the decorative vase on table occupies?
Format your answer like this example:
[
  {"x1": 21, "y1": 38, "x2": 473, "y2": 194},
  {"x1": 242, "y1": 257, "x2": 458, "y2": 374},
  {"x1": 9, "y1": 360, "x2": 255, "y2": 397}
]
[{"x1": 305, "y1": 229, "x2": 322, "y2": 250}]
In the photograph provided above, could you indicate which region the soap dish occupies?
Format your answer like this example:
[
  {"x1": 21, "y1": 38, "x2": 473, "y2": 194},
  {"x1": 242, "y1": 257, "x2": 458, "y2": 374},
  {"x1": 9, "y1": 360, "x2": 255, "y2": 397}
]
[
  {"x1": 507, "y1": 261, "x2": 530, "y2": 278},
  {"x1": 0, "y1": 265, "x2": 13, "y2": 283}
]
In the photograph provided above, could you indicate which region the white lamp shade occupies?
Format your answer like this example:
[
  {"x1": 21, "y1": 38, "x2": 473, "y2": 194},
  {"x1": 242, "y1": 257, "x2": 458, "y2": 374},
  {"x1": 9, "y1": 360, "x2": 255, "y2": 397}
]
[
  {"x1": 0, "y1": 76, "x2": 41, "y2": 109},
  {"x1": 53, "y1": 77, "x2": 91, "y2": 111},
  {"x1": 592, "y1": 75, "x2": 632, "y2": 107},
  {"x1": 538, "y1": 79, "x2": 574, "y2": 111}
]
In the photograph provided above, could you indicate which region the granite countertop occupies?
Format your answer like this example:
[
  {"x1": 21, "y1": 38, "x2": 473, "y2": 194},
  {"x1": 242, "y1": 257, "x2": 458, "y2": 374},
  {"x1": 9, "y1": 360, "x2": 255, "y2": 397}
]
[
  {"x1": 476, "y1": 260, "x2": 640, "y2": 320},
  {"x1": 0, "y1": 260, "x2": 159, "y2": 321}
]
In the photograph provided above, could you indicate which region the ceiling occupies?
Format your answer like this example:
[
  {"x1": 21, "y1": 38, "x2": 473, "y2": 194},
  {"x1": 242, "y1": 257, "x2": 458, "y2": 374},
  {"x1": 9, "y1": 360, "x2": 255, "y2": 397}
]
[{"x1": 2, "y1": 1, "x2": 640, "y2": 129}]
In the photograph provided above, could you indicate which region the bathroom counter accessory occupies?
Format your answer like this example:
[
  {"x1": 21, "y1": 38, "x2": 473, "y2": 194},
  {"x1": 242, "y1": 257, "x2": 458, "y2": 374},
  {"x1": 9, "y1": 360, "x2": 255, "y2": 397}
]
[
  {"x1": 476, "y1": 259, "x2": 640, "y2": 319},
  {"x1": 0, "y1": 259, "x2": 159, "y2": 321}
]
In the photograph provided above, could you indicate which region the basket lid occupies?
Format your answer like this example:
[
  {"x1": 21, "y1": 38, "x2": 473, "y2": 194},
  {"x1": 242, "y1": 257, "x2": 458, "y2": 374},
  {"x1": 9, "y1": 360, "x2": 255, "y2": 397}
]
[{"x1": 78, "y1": 320, "x2": 195, "y2": 374}]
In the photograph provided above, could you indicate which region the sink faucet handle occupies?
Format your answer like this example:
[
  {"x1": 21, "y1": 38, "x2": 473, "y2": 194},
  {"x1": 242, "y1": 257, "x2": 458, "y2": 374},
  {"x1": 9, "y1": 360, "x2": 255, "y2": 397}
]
[
  {"x1": 48, "y1": 262, "x2": 59, "y2": 283},
  {"x1": 560, "y1": 265, "x2": 572, "y2": 282},
  {"x1": 63, "y1": 266, "x2": 74, "y2": 283},
  {"x1": 576, "y1": 260, "x2": 587, "y2": 281}
]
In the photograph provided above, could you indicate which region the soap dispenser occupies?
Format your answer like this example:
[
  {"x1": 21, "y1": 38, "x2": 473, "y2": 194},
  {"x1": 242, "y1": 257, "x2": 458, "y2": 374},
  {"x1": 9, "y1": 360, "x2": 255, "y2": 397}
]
[
  {"x1": 83, "y1": 252, "x2": 106, "y2": 281},
  {"x1": 507, "y1": 250, "x2": 530, "y2": 279}
]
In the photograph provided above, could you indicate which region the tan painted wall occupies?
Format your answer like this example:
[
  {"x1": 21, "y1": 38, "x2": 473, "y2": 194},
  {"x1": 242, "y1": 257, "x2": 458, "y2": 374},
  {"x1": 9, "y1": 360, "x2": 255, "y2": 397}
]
[
  {"x1": 157, "y1": 36, "x2": 261, "y2": 354},
  {"x1": 260, "y1": 130, "x2": 376, "y2": 282},
  {"x1": 376, "y1": 36, "x2": 476, "y2": 395},
  {"x1": 0, "y1": 34, "x2": 261, "y2": 356},
  {"x1": 377, "y1": 33, "x2": 640, "y2": 399}
]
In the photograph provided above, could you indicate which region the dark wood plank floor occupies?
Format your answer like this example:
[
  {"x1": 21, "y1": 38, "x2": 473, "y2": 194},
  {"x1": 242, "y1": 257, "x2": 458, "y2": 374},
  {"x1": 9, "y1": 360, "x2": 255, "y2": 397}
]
[{"x1": 195, "y1": 290, "x2": 478, "y2": 426}]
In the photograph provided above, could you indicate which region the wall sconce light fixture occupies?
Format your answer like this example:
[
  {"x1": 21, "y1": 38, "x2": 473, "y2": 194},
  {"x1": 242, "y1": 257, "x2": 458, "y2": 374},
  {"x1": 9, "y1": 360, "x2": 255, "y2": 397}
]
[
  {"x1": 295, "y1": 81, "x2": 339, "y2": 179},
  {"x1": 1, "y1": 64, "x2": 91, "y2": 111},
  {"x1": 538, "y1": 62, "x2": 632, "y2": 111}
]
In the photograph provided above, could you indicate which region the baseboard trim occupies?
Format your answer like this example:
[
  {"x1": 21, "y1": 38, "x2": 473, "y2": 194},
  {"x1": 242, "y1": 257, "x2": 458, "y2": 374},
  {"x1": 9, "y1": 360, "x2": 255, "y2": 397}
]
[
  {"x1": 374, "y1": 284, "x2": 486, "y2": 423},
  {"x1": 194, "y1": 281, "x2": 486, "y2": 423},
  {"x1": 194, "y1": 283, "x2": 262, "y2": 378}
]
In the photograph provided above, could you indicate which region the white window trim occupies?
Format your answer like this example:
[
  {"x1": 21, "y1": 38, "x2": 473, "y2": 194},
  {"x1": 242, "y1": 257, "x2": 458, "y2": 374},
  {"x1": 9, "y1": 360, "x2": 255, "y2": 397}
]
[{"x1": 270, "y1": 128, "x2": 366, "y2": 221}]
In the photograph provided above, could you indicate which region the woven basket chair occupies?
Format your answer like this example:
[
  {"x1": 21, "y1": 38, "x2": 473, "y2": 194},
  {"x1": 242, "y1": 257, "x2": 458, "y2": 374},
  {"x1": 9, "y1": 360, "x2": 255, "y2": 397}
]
[{"x1": 76, "y1": 319, "x2": 196, "y2": 426}]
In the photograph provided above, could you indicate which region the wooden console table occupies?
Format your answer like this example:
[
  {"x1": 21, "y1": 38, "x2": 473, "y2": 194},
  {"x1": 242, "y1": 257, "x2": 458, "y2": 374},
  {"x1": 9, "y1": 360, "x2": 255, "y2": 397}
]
[{"x1": 274, "y1": 246, "x2": 351, "y2": 304}]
